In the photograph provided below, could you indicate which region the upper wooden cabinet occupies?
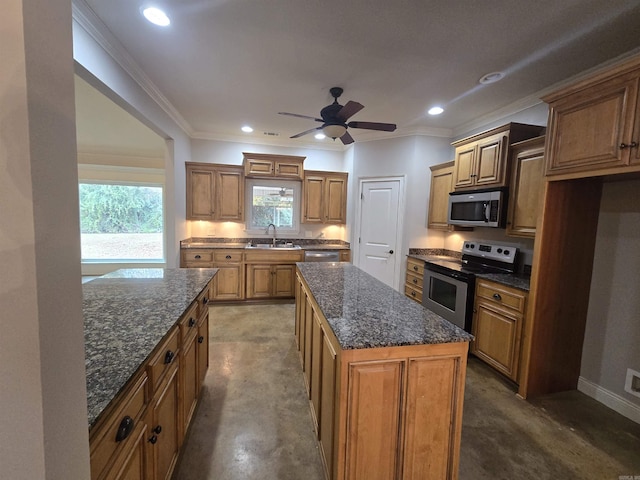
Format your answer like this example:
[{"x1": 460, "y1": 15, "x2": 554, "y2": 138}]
[
  {"x1": 186, "y1": 162, "x2": 244, "y2": 221},
  {"x1": 302, "y1": 170, "x2": 348, "y2": 224},
  {"x1": 506, "y1": 136, "x2": 546, "y2": 238},
  {"x1": 242, "y1": 152, "x2": 305, "y2": 180},
  {"x1": 543, "y1": 56, "x2": 640, "y2": 179},
  {"x1": 427, "y1": 161, "x2": 454, "y2": 230},
  {"x1": 452, "y1": 123, "x2": 545, "y2": 191}
]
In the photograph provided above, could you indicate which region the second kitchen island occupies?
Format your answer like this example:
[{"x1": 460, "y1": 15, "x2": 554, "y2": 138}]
[{"x1": 295, "y1": 263, "x2": 473, "y2": 480}]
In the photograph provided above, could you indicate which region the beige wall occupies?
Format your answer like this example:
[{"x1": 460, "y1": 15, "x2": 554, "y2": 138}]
[{"x1": 1, "y1": 0, "x2": 90, "y2": 478}]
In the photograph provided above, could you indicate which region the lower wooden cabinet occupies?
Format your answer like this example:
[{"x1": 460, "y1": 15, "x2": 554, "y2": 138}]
[
  {"x1": 89, "y1": 280, "x2": 212, "y2": 480},
  {"x1": 296, "y1": 271, "x2": 468, "y2": 480},
  {"x1": 404, "y1": 257, "x2": 425, "y2": 303},
  {"x1": 245, "y1": 250, "x2": 303, "y2": 299},
  {"x1": 212, "y1": 250, "x2": 244, "y2": 300},
  {"x1": 471, "y1": 279, "x2": 527, "y2": 382}
]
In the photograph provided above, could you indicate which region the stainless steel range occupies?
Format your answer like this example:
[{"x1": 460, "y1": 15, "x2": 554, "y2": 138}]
[{"x1": 422, "y1": 241, "x2": 518, "y2": 332}]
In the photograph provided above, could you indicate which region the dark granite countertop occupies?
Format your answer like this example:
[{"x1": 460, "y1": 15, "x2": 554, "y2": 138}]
[
  {"x1": 475, "y1": 272, "x2": 531, "y2": 291},
  {"x1": 83, "y1": 268, "x2": 218, "y2": 428},
  {"x1": 296, "y1": 263, "x2": 473, "y2": 350},
  {"x1": 180, "y1": 238, "x2": 350, "y2": 250}
]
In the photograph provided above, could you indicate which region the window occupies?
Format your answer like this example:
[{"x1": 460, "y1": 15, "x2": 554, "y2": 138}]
[
  {"x1": 245, "y1": 179, "x2": 300, "y2": 234},
  {"x1": 79, "y1": 183, "x2": 164, "y2": 261}
]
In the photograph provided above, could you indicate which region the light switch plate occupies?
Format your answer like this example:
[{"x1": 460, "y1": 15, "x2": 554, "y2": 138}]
[{"x1": 624, "y1": 368, "x2": 640, "y2": 398}]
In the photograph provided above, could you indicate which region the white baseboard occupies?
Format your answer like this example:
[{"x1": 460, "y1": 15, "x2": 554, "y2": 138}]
[{"x1": 578, "y1": 376, "x2": 640, "y2": 424}]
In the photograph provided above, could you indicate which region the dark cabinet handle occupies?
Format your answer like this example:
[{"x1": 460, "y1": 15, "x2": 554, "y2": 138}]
[
  {"x1": 493, "y1": 293, "x2": 502, "y2": 301},
  {"x1": 413, "y1": 265, "x2": 419, "y2": 271},
  {"x1": 195, "y1": 255, "x2": 201, "y2": 259},
  {"x1": 225, "y1": 255, "x2": 232, "y2": 259},
  {"x1": 164, "y1": 350, "x2": 175, "y2": 364},
  {"x1": 412, "y1": 278, "x2": 418, "y2": 284},
  {"x1": 188, "y1": 318, "x2": 196, "y2": 328},
  {"x1": 153, "y1": 425, "x2": 162, "y2": 435},
  {"x1": 115, "y1": 416, "x2": 134, "y2": 442},
  {"x1": 388, "y1": 250, "x2": 394, "y2": 254},
  {"x1": 203, "y1": 297, "x2": 209, "y2": 305},
  {"x1": 411, "y1": 291, "x2": 416, "y2": 297},
  {"x1": 620, "y1": 142, "x2": 638, "y2": 149},
  {"x1": 198, "y1": 336, "x2": 204, "y2": 344},
  {"x1": 148, "y1": 435, "x2": 158, "y2": 444}
]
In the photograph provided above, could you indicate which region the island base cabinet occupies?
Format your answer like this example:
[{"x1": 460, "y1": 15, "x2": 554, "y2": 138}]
[
  {"x1": 148, "y1": 364, "x2": 180, "y2": 480},
  {"x1": 103, "y1": 422, "x2": 150, "y2": 480}
]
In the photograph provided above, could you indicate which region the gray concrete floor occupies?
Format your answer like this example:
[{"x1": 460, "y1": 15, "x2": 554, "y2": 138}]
[{"x1": 174, "y1": 304, "x2": 640, "y2": 480}]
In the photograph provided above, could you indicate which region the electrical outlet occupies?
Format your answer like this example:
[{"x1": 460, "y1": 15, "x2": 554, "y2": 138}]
[{"x1": 624, "y1": 368, "x2": 640, "y2": 398}]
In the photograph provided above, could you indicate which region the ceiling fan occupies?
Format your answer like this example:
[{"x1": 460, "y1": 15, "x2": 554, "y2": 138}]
[
  {"x1": 278, "y1": 87, "x2": 397, "y2": 145},
  {"x1": 268, "y1": 187, "x2": 293, "y2": 198}
]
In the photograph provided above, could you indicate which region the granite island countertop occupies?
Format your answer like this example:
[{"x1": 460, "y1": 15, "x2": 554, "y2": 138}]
[
  {"x1": 296, "y1": 262, "x2": 473, "y2": 350},
  {"x1": 83, "y1": 267, "x2": 218, "y2": 428}
]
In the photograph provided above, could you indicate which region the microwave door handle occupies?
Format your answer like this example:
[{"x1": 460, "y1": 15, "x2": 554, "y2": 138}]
[{"x1": 483, "y1": 202, "x2": 490, "y2": 222}]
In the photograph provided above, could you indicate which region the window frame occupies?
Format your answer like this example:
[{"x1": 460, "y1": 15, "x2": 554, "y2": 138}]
[{"x1": 244, "y1": 178, "x2": 301, "y2": 235}]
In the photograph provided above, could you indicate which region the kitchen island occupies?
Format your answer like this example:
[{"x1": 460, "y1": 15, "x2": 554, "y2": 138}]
[
  {"x1": 295, "y1": 263, "x2": 473, "y2": 480},
  {"x1": 83, "y1": 267, "x2": 217, "y2": 480}
]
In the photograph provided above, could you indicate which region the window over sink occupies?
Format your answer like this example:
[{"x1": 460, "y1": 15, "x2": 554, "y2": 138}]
[{"x1": 245, "y1": 179, "x2": 300, "y2": 234}]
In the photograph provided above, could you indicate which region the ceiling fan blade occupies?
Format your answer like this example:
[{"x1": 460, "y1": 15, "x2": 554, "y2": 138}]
[
  {"x1": 279, "y1": 112, "x2": 323, "y2": 122},
  {"x1": 347, "y1": 121, "x2": 396, "y2": 132},
  {"x1": 340, "y1": 131, "x2": 355, "y2": 145},
  {"x1": 336, "y1": 101, "x2": 364, "y2": 122},
  {"x1": 290, "y1": 126, "x2": 322, "y2": 139}
]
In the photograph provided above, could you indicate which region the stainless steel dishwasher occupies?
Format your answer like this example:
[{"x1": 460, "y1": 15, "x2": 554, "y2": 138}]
[{"x1": 303, "y1": 250, "x2": 340, "y2": 262}]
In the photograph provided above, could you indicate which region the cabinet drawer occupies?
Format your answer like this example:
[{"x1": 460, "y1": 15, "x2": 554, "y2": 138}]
[
  {"x1": 476, "y1": 280, "x2": 526, "y2": 314},
  {"x1": 404, "y1": 285, "x2": 423, "y2": 303},
  {"x1": 405, "y1": 271, "x2": 424, "y2": 290},
  {"x1": 213, "y1": 250, "x2": 243, "y2": 262},
  {"x1": 90, "y1": 373, "x2": 148, "y2": 480},
  {"x1": 197, "y1": 283, "x2": 211, "y2": 318},
  {"x1": 183, "y1": 250, "x2": 213, "y2": 264},
  {"x1": 179, "y1": 302, "x2": 199, "y2": 342},
  {"x1": 147, "y1": 327, "x2": 180, "y2": 395},
  {"x1": 406, "y1": 258, "x2": 424, "y2": 276}
]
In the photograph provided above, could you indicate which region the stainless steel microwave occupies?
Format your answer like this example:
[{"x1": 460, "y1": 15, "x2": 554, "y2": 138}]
[{"x1": 447, "y1": 189, "x2": 506, "y2": 227}]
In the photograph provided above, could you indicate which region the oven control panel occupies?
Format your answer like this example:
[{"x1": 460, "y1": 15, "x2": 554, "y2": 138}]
[{"x1": 462, "y1": 241, "x2": 517, "y2": 264}]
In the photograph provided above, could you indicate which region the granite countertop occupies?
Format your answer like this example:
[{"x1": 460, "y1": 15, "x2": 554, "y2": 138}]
[
  {"x1": 181, "y1": 238, "x2": 350, "y2": 250},
  {"x1": 83, "y1": 268, "x2": 218, "y2": 428},
  {"x1": 296, "y1": 263, "x2": 473, "y2": 350}
]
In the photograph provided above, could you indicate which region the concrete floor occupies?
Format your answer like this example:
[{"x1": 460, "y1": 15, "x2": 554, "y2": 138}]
[{"x1": 174, "y1": 304, "x2": 640, "y2": 480}]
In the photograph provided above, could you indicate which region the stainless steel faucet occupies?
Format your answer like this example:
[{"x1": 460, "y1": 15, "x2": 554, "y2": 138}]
[{"x1": 265, "y1": 223, "x2": 277, "y2": 246}]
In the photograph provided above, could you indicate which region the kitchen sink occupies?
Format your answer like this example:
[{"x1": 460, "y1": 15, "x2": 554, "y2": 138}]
[{"x1": 245, "y1": 243, "x2": 301, "y2": 250}]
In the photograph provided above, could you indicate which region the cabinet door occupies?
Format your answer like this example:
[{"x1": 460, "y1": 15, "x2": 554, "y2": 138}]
[
  {"x1": 212, "y1": 264, "x2": 243, "y2": 300},
  {"x1": 402, "y1": 356, "x2": 464, "y2": 480},
  {"x1": 272, "y1": 264, "x2": 295, "y2": 297},
  {"x1": 186, "y1": 167, "x2": 215, "y2": 220},
  {"x1": 245, "y1": 264, "x2": 273, "y2": 298},
  {"x1": 428, "y1": 163, "x2": 454, "y2": 230},
  {"x1": 324, "y1": 175, "x2": 347, "y2": 223},
  {"x1": 472, "y1": 302, "x2": 521, "y2": 381},
  {"x1": 475, "y1": 133, "x2": 507, "y2": 186},
  {"x1": 507, "y1": 140, "x2": 545, "y2": 238},
  {"x1": 345, "y1": 360, "x2": 404, "y2": 480},
  {"x1": 244, "y1": 158, "x2": 274, "y2": 176},
  {"x1": 546, "y1": 75, "x2": 638, "y2": 175},
  {"x1": 215, "y1": 169, "x2": 244, "y2": 221},
  {"x1": 319, "y1": 332, "x2": 337, "y2": 479},
  {"x1": 310, "y1": 311, "x2": 323, "y2": 432},
  {"x1": 275, "y1": 160, "x2": 304, "y2": 179},
  {"x1": 180, "y1": 331, "x2": 198, "y2": 440},
  {"x1": 303, "y1": 175, "x2": 325, "y2": 223},
  {"x1": 303, "y1": 299, "x2": 314, "y2": 394},
  {"x1": 197, "y1": 315, "x2": 209, "y2": 388},
  {"x1": 149, "y1": 365, "x2": 180, "y2": 480},
  {"x1": 453, "y1": 145, "x2": 476, "y2": 188},
  {"x1": 103, "y1": 422, "x2": 150, "y2": 480}
]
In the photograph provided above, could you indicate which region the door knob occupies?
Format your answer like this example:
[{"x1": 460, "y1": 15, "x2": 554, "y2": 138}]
[{"x1": 388, "y1": 250, "x2": 394, "y2": 254}]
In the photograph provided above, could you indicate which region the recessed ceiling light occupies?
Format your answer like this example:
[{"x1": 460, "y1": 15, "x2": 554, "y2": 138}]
[
  {"x1": 142, "y1": 7, "x2": 170, "y2": 27},
  {"x1": 241, "y1": 126, "x2": 253, "y2": 133},
  {"x1": 479, "y1": 71, "x2": 504, "y2": 85},
  {"x1": 428, "y1": 106, "x2": 444, "y2": 116},
  {"x1": 314, "y1": 133, "x2": 326, "y2": 140}
]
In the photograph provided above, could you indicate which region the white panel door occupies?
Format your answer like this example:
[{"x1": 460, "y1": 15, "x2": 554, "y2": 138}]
[{"x1": 357, "y1": 180, "x2": 401, "y2": 288}]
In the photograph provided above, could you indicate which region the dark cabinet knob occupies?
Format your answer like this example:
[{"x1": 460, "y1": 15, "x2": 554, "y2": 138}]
[
  {"x1": 188, "y1": 318, "x2": 196, "y2": 328},
  {"x1": 412, "y1": 278, "x2": 418, "y2": 284},
  {"x1": 194, "y1": 255, "x2": 201, "y2": 259},
  {"x1": 153, "y1": 425, "x2": 162, "y2": 435},
  {"x1": 411, "y1": 291, "x2": 416, "y2": 297},
  {"x1": 413, "y1": 265, "x2": 419, "y2": 271},
  {"x1": 225, "y1": 255, "x2": 232, "y2": 259},
  {"x1": 198, "y1": 336, "x2": 204, "y2": 344},
  {"x1": 493, "y1": 293, "x2": 502, "y2": 301},
  {"x1": 115, "y1": 416, "x2": 134, "y2": 442},
  {"x1": 164, "y1": 350, "x2": 175, "y2": 364},
  {"x1": 148, "y1": 435, "x2": 158, "y2": 444},
  {"x1": 388, "y1": 250, "x2": 394, "y2": 254}
]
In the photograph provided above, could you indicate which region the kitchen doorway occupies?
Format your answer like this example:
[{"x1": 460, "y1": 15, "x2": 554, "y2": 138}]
[{"x1": 354, "y1": 177, "x2": 405, "y2": 290}]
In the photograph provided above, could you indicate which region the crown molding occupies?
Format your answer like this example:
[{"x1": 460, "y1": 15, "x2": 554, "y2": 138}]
[
  {"x1": 72, "y1": 0, "x2": 194, "y2": 136},
  {"x1": 190, "y1": 130, "x2": 346, "y2": 151}
]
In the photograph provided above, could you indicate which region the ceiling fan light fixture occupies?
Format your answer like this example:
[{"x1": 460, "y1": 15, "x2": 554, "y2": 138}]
[
  {"x1": 323, "y1": 124, "x2": 347, "y2": 139},
  {"x1": 314, "y1": 133, "x2": 326, "y2": 140},
  {"x1": 142, "y1": 7, "x2": 171, "y2": 26}
]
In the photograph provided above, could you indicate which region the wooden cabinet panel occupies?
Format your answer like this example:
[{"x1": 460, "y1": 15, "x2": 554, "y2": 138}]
[
  {"x1": 244, "y1": 158, "x2": 274, "y2": 176},
  {"x1": 186, "y1": 167, "x2": 215, "y2": 220},
  {"x1": 325, "y1": 176, "x2": 347, "y2": 223},
  {"x1": 180, "y1": 330, "x2": 198, "y2": 440},
  {"x1": 245, "y1": 264, "x2": 273, "y2": 298},
  {"x1": 453, "y1": 146, "x2": 475, "y2": 189},
  {"x1": 319, "y1": 333, "x2": 337, "y2": 478},
  {"x1": 427, "y1": 161, "x2": 454, "y2": 230},
  {"x1": 507, "y1": 137, "x2": 545, "y2": 238},
  {"x1": 405, "y1": 257, "x2": 425, "y2": 304},
  {"x1": 473, "y1": 303, "x2": 521, "y2": 379},
  {"x1": 147, "y1": 328, "x2": 179, "y2": 395},
  {"x1": 212, "y1": 264, "x2": 243, "y2": 300},
  {"x1": 302, "y1": 171, "x2": 348, "y2": 224},
  {"x1": 475, "y1": 280, "x2": 526, "y2": 314},
  {"x1": 182, "y1": 249, "x2": 214, "y2": 268},
  {"x1": 243, "y1": 152, "x2": 305, "y2": 179},
  {"x1": 345, "y1": 360, "x2": 404, "y2": 480},
  {"x1": 475, "y1": 133, "x2": 506, "y2": 186},
  {"x1": 402, "y1": 356, "x2": 462, "y2": 480},
  {"x1": 197, "y1": 315, "x2": 209, "y2": 388},
  {"x1": 148, "y1": 364, "x2": 180, "y2": 480},
  {"x1": 103, "y1": 422, "x2": 149, "y2": 480},
  {"x1": 245, "y1": 252, "x2": 301, "y2": 299},
  {"x1": 339, "y1": 250, "x2": 351, "y2": 262},
  {"x1": 273, "y1": 264, "x2": 295, "y2": 297},
  {"x1": 275, "y1": 160, "x2": 304, "y2": 178},
  {"x1": 303, "y1": 175, "x2": 324, "y2": 223},
  {"x1": 215, "y1": 169, "x2": 244, "y2": 221},
  {"x1": 310, "y1": 311, "x2": 323, "y2": 432}
]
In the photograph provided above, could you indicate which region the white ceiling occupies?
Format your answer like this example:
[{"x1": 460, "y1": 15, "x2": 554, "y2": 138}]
[{"x1": 77, "y1": 0, "x2": 640, "y2": 148}]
